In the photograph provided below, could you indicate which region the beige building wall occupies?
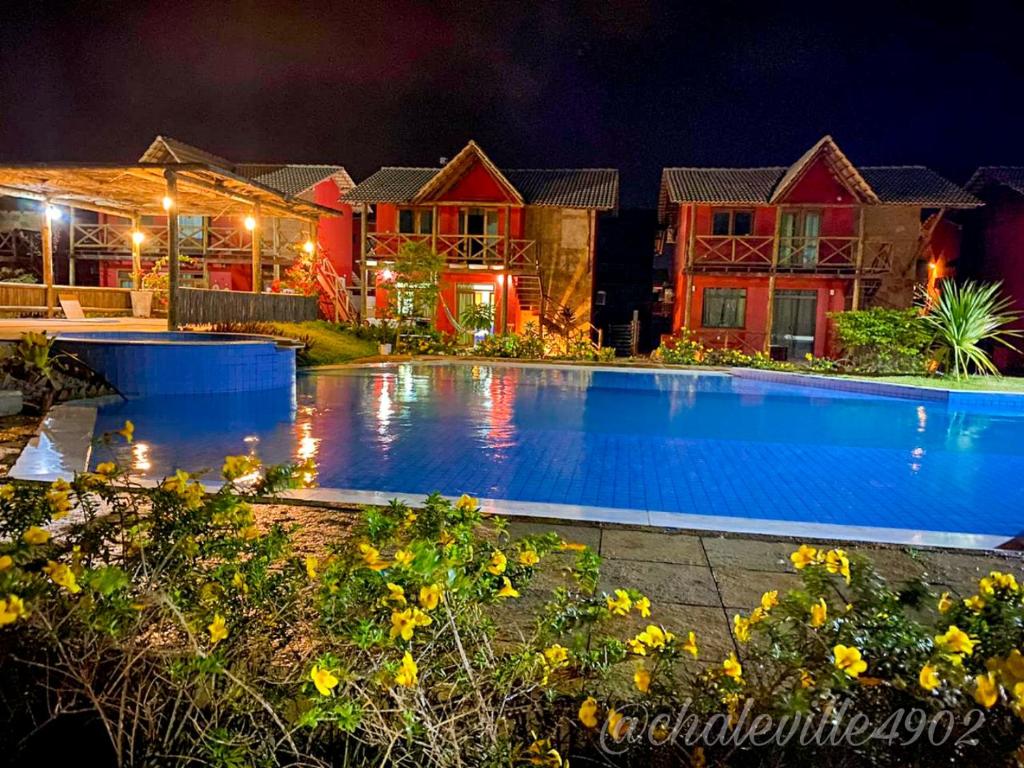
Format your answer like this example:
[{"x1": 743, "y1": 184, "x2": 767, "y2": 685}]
[
  {"x1": 523, "y1": 207, "x2": 595, "y2": 327},
  {"x1": 861, "y1": 206, "x2": 923, "y2": 308}
]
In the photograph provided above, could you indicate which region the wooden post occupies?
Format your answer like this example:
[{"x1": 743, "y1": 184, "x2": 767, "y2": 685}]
[
  {"x1": 165, "y1": 170, "x2": 180, "y2": 330},
  {"x1": 271, "y1": 217, "x2": 281, "y2": 282},
  {"x1": 359, "y1": 203, "x2": 369, "y2": 319},
  {"x1": 764, "y1": 207, "x2": 783, "y2": 353},
  {"x1": 201, "y1": 216, "x2": 210, "y2": 286},
  {"x1": 250, "y1": 203, "x2": 262, "y2": 294},
  {"x1": 131, "y1": 212, "x2": 143, "y2": 289},
  {"x1": 500, "y1": 205, "x2": 510, "y2": 332},
  {"x1": 681, "y1": 204, "x2": 697, "y2": 330},
  {"x1": 40, "y1": 201, "x2": 54, "y2": 317},
  {"x1": 431, "y1": 205, "x2": 438, "y2": 253},
  {"x1": 68, "y1": 208, "x2": 76, "y2": 286},
  {"x1": 852, "y1": 206, "x2": 866, "y2": 310}
]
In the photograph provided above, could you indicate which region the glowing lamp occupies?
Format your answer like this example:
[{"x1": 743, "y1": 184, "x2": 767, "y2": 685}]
[
  {"x1": 496, "y1": 273, "x2": 505, "y2": 285},
  {"x1": 244, "y1": 215, "x2": 257, "y2": 231},
  {"x1": 45, "y1": 205, "x2": 61, "y2": 221},
  {"x1": 161, "y1": 195, "x2": 174, "y2": 211},
  {"x1": 928, "y1": 262, "x2": 937, "y2": 272},
  {"x1": 380, "y1": 268, "x2": 395, "y2": 281},
  {"x1": 131, "y1": 230, "x2": 146, "y2": 246},
  {"x1": 303, "y1": 239, "x2": 315, "y2": 254}
]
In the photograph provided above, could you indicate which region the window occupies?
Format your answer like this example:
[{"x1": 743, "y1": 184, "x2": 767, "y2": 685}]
[
  {"x1": 397, "y1": 209, "x2": 432, "y2": 235},
  {"x1": 711, "y1": 210, "x2": 754, "y2": 236},
  {"x1": 702, "y1": 288, "x2": 746, "y2": 328},
  {"x1": 779, "y1": 210, "x2": 822, "y2": 267}
]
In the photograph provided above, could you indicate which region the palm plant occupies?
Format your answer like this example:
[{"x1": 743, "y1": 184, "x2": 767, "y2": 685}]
[
  {"x1": 922, "y1": 280, "x2": 1022, "y2": 378},
  {"x1": 459, "y1": 301, "x2": 494, "y2": 334}
]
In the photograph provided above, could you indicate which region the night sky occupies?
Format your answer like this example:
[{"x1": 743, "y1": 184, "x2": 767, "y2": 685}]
[{"x1": 2, "y1": 0, "x2": 1023, "y2": 208}]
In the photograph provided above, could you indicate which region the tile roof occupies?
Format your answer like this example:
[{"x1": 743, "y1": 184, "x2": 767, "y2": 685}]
[
  {"x1": 343, "y1": 166, "x2": 619, "y2": 209},
  {"x1": 235, "y1": 164, "x2": 354, "y2": 197},
  {"x1": 661, "y1": 166, "x2": 979, "y2": 208},
  {"x1": 965, "y1": 167, "x2": 1024, "y2": 197}
]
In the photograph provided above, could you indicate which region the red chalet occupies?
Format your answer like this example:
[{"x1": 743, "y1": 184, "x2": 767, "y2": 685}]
[
  {"x1": 961, "y1": 168, "x2": 1024, "y2": 371},
  {"x1": 342, "y1": 141, "x2": 618, "y2": 338},
  {"x1": 76, "y1": 136, "x2": 355, "y2": 298},
  {"x1": 655, "y1": 136, "x2": 979, "y2": 359}
]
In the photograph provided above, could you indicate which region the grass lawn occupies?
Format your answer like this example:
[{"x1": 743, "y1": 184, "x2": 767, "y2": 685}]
[
  {"x1": 846, "y1": 374, "x2": 1024, "y2": 392},
  {"x1": 269, "y1": 321, "x2": 378, "y2": 366}
]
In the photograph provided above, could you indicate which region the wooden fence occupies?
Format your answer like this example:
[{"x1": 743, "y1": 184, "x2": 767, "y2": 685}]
[
  {"x1": 176, "y1": 288, "x2": 317, "y2": 326},
  {"x1": 0, "y1": 282, "x2": 134, "y2": 316}
]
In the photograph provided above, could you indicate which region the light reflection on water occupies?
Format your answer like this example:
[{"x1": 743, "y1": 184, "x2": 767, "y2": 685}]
[{"x1": 88, "y1": 364, "x2": 1024, "y2": 536}]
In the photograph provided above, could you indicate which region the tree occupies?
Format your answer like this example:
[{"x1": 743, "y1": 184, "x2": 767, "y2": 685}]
[{"x1": 389, "y1": 241, "x2": 444, "y2": 342}]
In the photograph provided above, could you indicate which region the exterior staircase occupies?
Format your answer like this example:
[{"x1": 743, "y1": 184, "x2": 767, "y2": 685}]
[{"x1": 315, "y1": 259, "x2": 357, "y2": 322}]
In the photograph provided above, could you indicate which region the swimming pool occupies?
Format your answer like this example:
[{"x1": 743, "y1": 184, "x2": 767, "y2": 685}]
[{"x1": 82, "y1": 362, "x2": 1024, "y2": 545}]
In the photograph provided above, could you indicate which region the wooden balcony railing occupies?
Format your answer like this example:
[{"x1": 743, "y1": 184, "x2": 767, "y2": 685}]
[
  {"x1": 70, "y1": 223, "x2": 306, "y2": 262},
  {"x1": 691, "y1": 329, "x2": 768, "y2": 355},
  {"x1": 691, "y1": 235, "x2": 899, "y2": 275},
  {"x1": 366, "y1": 232, "x2": 538, "y2": 272}
]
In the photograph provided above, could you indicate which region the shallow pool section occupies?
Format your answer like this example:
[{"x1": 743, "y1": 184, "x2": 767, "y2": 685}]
[
  {"x1": 55, "y1": 332, "x2": 296, "y2": 396},
  {"x1": 83, "y1": 363, "x2": 1024, "y2": 543}
]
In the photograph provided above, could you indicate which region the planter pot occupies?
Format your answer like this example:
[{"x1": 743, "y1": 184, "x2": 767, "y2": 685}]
[
  {"x1": 130, "y1": 290, "x2": 154, "y2": 318},
  {"x1": 378, "y1": 343, "x2": 392, "y2": 356}
]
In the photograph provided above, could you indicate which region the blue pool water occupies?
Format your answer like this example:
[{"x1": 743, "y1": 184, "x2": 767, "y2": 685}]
[{"x1": 90, "y1": 364, "x2": 1024, "y2": 537}]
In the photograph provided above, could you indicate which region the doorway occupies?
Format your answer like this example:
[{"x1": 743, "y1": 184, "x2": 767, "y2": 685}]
[
  {"x1": 459, "y1": 207, "x2": 499, "y2": 262},
  {"x1": 771, "y1": 289, "x2": 817, "y2": 359},
  {"x1": 455, "y1": 283, "x2": 495, "y2": 344}
]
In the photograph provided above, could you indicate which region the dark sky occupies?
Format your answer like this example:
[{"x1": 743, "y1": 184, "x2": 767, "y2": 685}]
[{"x1": 2, "y1": 0, "x2": 1023, "y2": 207}]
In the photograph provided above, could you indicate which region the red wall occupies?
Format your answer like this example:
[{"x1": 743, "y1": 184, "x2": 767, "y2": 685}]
[
  {"x1": 375, "y1": 272, "x2": 519, "y2": 334},
  {"x1": 976, "y1": 198, "x2": 1024, "y2": 368},
  {"x1": 313, "y1": 178, "x2": 354, "y2": 279},
  {"x1": 776, "y1": 157, "x2": 860, "y2": 206},
  {"x1": 436, "y1": 162, "x2": 516, "y2": 203}
]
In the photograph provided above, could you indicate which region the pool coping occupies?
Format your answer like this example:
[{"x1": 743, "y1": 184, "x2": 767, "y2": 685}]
[{"x1": 10, "y1": 401, "x2": 1016, "y2": 553}]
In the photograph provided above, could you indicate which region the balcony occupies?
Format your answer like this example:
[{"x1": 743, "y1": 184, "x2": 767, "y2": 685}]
[
  {"x1": 69, "y1": 222, "x2": 306, "y2": 265},
  {"x1": 365, "y1": 232, "x2": 538, "y2": 273},
  {"x1": 691, "y1": 235, "x2": 896, "y2": 275}
]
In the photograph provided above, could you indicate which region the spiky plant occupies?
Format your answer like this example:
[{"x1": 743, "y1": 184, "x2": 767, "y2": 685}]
[{"x1": 922, "y1": 280, "x2": 1022, "y2": 378}]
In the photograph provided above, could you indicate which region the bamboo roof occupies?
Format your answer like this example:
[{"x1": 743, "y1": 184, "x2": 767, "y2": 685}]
[{"x1": 0, "y1": 163, "x2": 337, "y2": 220}]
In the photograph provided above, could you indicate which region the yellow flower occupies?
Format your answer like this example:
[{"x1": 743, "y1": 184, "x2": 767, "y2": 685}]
[
  {"x1": 386, "y1": 583, "x2": 406, "y2": 605},
  {"x1": 454, "y1": 494, "x2": 477, "y2": 511},
  {"x1": 810, "y1": 597, "x2": 828, "y2": 628},
  {"x1": 833, "y1": 644, "x2": 867, "y2": 678},
  {"x1": 118, "y1": 420, "x2": 134, "y2": 442},
  {"x1": 419, "y1": 583, "x2": 443, "y2": 611},
  {"x1": 305, "y1": 556, "x2": 318, "y2": 581},
  {"x1": 95, "y1": 462, "x2": 117, "y2": 476},
  {"x1": 919, "y1": 664, "x2": 941, "y2": 692},
  {"x1": 635, "y1": 595, "x2": 651, "y2": 617},
  {"x1": 627, "y1": 637, "x2": 647, "y2": 655},
  {"x1": 0, "y1": 595, "x2": 26, "y2": 625},
  {"x1": 980, "y1": 570, "x2": 1019, "y2": 595},
  {"x1": 938, "y1": 592, "x2": 954, "y2": 614},
  {"x1": 963, "y1": 595, "x2": 986, "y2": 613},
  {"x1": 0, "y1": 484, "x2": 15, "y2": 502},
  {"x1": 543, "y1": 644, "x2": 569, "y2": 666},
  {"x1": 231, "y1": 572, "x2": 248, "y2": 594},
  {"x1": 518, "y1": 549, "x2": 540, "y2": 567},
  {"x1": 935, "y1": 625, "x2": 976, "y2": 656},
  {"x1": 161, "y1": 470, "x2": 204, "y2": 509},
  {"x1": 558, "y1": 540, "x2": 587, "y2": 552},
  {"x1": 607, "y1": 708, "x2": 629, "y2": 741},
  {"x1": 799, "y1": 669, "x2": 814, "y2": 688},
  {"x1": 23, "y1": 526, "x2": 50, "y2": 546},
  {"x1": 790, "y1": 544, "x2": 819, "y2": 570},
  {"x1": 974, "y1": 672, "x2": 1000, "y2": 708},
  {"x1": 393, "y1": 549, "x2": 414, "y2": 567},
  {"x1": 692, "y1": 746, "x2": 707, "y2": 768},
  {"x1": 395, "y1": 651, "x2": 418, "y2": 687},
  {"x1": 46, "y1": 479, "x2": 73, "y2": 519},
  {"x1": 606, "y1": 589, "x2": 632, "y2": 616},
  {"x1": 310, "y1": 664, "x2": 339, "y2": 696},
  {"x1": 733, "y1": 614, "x2": 751, "y2": 643},
  {"x1": 239, "y1": 525, "x2": 260, "y2": 541},
  {"x1": 43, "y1": 561, "x2": 79, "y2": 593},
  {"x1": 634, "y1": 666, "x2": 652, "y2": 693},
  {"x1": 359, "y1": 543, "x2": 391, "y2": 571},
  {"x1": 760, "y1": 590, "x2": 779, "y2": 611},
  {"x1": 825, "y1": 549, "x2": 851, "y2": 583},
  {"x1": 636, "y1": 624, "x2": 673, "y2": 649},
  {"x1": 722, "y1": 652, "x2": 743, "y2": 681},
  {"x1": 0, "y1": 555, "x2": 12, "y2": 571},
  {"x1": 681, "y1": 630, "x2": 699, "y2": 658},
  {"x1": 578, "y1": 696, "x2": 599, "y2": 728},
  {"x1": 208, "y1": 613, "x2": 228, "y2": 646},
  {"x1": 526, "y1": 739, "x2": 564, "y2": 767},
  {"x1": 222, "y1": 454, "x2": 259, "y2": 481},
  {"x1": 390, "y1": 608, "x2": 432, "y2": 641},
  {"x1": 487, "y1": 550, "x2": 507, "y2": 575},
  {"x1": 1004, "y1": 649, "x2": 1024, "y2": 682},
  {"x1": 497, "y1": 577, "x2": 520, "y2": 599},
  {"x1": 438, "y1": 529, "x2": 454, "y2": 547}
]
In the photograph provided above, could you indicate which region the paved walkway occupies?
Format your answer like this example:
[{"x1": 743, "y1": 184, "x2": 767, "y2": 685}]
[{"x1": 0, "y1": 317, "x2": 167, "y2": 340}]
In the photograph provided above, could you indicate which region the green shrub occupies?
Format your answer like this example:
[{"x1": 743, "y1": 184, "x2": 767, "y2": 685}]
[
  {"x1": 829, "y1": 308, "x2": 932, "y2": 374},
  {"x1": 3, "y1": 427, "x2": 1024, "y2": 765},
  {"x1": 651, "y1": 332, "x2": 703, "y2": 365},
  {"x1": 472, "y1": 326, "x2": 545, "y2": 359}
]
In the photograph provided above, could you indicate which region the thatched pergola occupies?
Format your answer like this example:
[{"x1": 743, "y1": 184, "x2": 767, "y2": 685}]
[{"x1": 0, "y1": 163, "x2": 336, "y2": 327}]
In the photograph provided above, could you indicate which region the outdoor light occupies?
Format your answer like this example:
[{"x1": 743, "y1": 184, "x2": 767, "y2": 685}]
[
  {"x1": 161, "y1": 195, "x2": 174, "y2": 211},
  {"x1": 496, "y1": 273, "x2": 505, "y2": 285},
  {"x1": 928, "y1": 261, "x2": 937, "y2": 271},
  {"x1": 303, "y1": 239, "x2": 315, "y2": 254},
  {"x1": 380, "y1": 268, "x2": 395, "y2": 281},
  {"x1": 45, "y1": 204, "x2": 61, "y2": 221},
  {"x1": 131, "y1": 230, "x2": 146, "y2": 246},
  {"x1": 244, "y1": 215, "x2": 257, "y2": 231}
]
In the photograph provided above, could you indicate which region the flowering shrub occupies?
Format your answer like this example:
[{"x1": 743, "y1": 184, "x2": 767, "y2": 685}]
[{"x1": 1, "y1": 428, "x2": 1023, "y2": 765}]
